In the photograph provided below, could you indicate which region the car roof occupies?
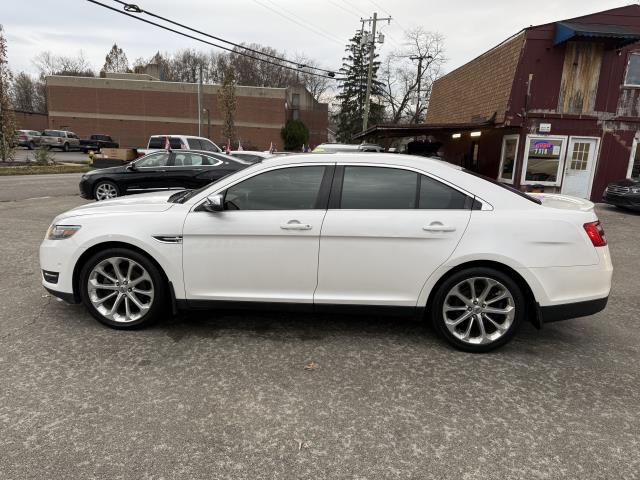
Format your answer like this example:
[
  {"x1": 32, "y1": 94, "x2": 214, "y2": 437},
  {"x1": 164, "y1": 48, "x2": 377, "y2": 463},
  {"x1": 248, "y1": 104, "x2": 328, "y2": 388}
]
[{"x1": 230, "y1": 150, "x2": 270, "y2": 155}]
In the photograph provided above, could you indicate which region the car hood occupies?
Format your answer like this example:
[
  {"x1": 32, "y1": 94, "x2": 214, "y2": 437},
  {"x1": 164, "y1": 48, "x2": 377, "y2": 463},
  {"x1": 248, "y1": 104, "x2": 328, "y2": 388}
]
[
  {"x1": 58, "y1": 192, "x2": 176, "y2": 220},
  {"x1": 607, "y1": 178, "x2": 639, "y2": 187}
]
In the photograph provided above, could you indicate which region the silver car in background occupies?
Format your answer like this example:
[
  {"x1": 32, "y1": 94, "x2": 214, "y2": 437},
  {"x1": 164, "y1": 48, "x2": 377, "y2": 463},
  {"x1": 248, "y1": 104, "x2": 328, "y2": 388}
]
[{"x1": 40, "y1": 129, "x2": 81, "y2": 152}]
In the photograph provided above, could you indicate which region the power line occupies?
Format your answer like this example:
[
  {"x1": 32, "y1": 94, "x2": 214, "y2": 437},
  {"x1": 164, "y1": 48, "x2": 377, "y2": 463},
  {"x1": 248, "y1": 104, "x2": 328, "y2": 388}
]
[
  {"x1": 251, "y1": 0, "x2": 345, "y2": 46},
  {"x1": 110, "y1": 0, "x2": 337, "y2": 75},
  {"x1": 327, "y1": 0, "x2": 363, "y2": 19},
  {"x1": 85, "y1": 0, "x2": 338, "y2": 79}
]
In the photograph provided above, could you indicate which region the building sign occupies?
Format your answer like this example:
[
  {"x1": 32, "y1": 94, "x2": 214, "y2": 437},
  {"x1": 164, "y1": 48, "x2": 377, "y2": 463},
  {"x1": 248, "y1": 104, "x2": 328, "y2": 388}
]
[
  {"x1": 529, "y1": 139, "x2": 562, "y2": 158},
  {"x1": 539, "y1": 123, "x2": 551, "y2": 133}
]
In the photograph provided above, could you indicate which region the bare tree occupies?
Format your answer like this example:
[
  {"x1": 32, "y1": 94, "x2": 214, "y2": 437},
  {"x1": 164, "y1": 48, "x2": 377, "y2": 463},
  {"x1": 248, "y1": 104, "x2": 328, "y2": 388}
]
[
  {"x1": 293, "y1": 54, "x2": 332, "y2": 102},
  {"x1": 102, "y1": 44, "x2": 130, "y2": 73},
  {"x1": 0, "y1": 25, "x2": 16, "y2": 162},
  {"x1": 379, "y1": 28, "x2": 446, "y2": 124},
  {"x1": 33, "y1": 50, "x2": 95, "y2": 77}
]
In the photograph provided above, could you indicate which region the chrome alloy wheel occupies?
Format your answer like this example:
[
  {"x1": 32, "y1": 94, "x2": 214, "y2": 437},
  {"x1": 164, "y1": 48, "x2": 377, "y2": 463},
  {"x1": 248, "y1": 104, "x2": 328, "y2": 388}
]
[
  {"x1": 442, "y1": 277, "x2": 515, "y2": 345},
  {"x1": 87, "y1": 257, "x2": 154, "y2": 323},
  {"x1": 94, "y1": 182, "x2": 118, "y2": 200}
]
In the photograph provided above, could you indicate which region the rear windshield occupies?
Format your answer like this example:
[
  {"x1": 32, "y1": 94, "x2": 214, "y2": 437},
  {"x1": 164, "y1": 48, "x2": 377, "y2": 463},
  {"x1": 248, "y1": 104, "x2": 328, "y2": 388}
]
[
  {"x1": 463, "y1": 169, "x2": 542, "y2": 205},
  {"x1": 149, "y1": 137, "x2": 184, "y2": 149}
]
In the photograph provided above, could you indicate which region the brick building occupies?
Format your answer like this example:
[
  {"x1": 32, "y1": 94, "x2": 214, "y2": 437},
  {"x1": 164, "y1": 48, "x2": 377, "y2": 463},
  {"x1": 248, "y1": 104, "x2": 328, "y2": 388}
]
[
  {"x1": 45, "y1": 73, "x2": 328, "y2": 150},
  {"x1": 358, "y1": 5, "x2": 640, "y2": 201}
]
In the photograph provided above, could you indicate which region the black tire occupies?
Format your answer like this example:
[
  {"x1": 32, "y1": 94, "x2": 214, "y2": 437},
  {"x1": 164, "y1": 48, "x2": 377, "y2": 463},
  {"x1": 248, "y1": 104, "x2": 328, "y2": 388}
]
[
  {"x1": 62, "y1": 142, "x2": 69, "y2": 152},
  {"x1": 28, "y1": 141, "x2": 35, "y2": 150},
  {"x1": 93, "y1": 180, "x2": 121, "y2": 201},
  {"x1": 79, "y1": 248, "x2": 168, "y2": 329},
  {"x1": 430, "y1": 267, "x2": 525, "y2": 353}
]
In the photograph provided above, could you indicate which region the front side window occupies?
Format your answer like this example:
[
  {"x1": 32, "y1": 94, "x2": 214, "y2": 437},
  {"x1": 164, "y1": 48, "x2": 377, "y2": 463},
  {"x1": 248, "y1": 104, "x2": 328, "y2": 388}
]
[
  {"x1": 199, "y1": 139, "x2": 218, "y2": 152},
  {"x1": 136, "y1": 152, "x2": 170, "y2": 168},
  {"x1": 224, "y1": 166, "x2": 325, "y2": 210},
  {"x1": 499, "y1": 135, "x2": 519, "y2": 183},
  {"x1": 187, "y1": 138, "x2": 202, "y2": 149},
  {"x1": 521, "y1": 136, "x2": 567, "y2": 185},
  {"x1": 625, "y1": 52, "x2": 640, "y2": 86},
  {"x1": 341, "y1": 166, "x2": 417, "y2": 209}
]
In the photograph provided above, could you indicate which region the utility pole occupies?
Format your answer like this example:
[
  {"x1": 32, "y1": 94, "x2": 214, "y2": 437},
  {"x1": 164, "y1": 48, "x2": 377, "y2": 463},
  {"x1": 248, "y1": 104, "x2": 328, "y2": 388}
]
[
  {"x1": 361, "y1": 12, "x2": 391, "y2": 132},
  {"x1": 410, "y1": 54, "x2": 433, "y2": 124}
]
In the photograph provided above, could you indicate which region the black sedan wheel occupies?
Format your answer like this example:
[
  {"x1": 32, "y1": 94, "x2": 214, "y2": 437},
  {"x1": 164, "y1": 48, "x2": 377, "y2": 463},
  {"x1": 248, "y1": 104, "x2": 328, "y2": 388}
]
[{"x1": 94, "y1": 181, "x2": 120, "y2": 201}]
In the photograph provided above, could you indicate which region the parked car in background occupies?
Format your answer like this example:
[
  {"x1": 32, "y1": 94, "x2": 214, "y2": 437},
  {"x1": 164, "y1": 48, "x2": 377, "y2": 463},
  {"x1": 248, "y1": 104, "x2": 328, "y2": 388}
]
[
  {"x1": 602, "y1": 177, "x2": 640, "y2": 211},
  {"x1": 80, "y1": 134, "x2": 119, "y2": 153},
  {"x1": 136, "y1": 135, "x2": 222, "y2": 157},
  {"x1": 14, "y1": 130, "x2": 42, "y2": 150},
  {"x1": 40, "y1": 130, "x2": 81, "y2": 151},
  {"x1": 44, "y1": 153, "x2": 612, "y2": 352},
  {"x1": 313, "y1": 143, "x2": 384, "y2": 153},
  {"x1": 229, "y1": 150, "x2": 272, "y2": 164},
  {"x1": 80, "y1": 149, "x2": 248, "y2": 201}
]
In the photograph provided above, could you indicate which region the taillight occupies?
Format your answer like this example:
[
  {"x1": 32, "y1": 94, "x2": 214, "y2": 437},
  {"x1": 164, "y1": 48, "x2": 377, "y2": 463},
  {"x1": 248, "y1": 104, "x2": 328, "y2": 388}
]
[
  {"x1": 19, "y1": 135, "x2": 27, "y2": 140},
  {"x1": 583, "y1": 221, "x2": 607, "y2": 247},
  {"x1": 57, "y1": 138, "x2": 62, "y2": 143}
]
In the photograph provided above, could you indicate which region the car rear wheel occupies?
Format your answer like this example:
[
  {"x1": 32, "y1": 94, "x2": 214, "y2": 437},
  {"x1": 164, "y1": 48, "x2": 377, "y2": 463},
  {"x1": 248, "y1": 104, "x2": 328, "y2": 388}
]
[
  {"x1": 94, "y1": 181, "x2": 120, "y2": 201},
  {"x1": 431, "y1": 267, "x2": 525, "y2": 352},
  {"x1": 62, "y1": 142, "x2": 69, "y2": 152},
  {"x1": 28, "y1": 141, "x2": 35, "y2": 150},
  {"x1": 79, "y1": 248, "x2": 167, "y2": 329}
]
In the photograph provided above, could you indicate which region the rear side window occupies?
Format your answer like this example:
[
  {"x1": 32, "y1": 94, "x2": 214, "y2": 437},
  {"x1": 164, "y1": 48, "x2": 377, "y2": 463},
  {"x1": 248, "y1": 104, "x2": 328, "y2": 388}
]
[
  {"x1": 224, "y1": 166, "x2": 326, "y2": 210},
  {"x1": 340, "y1": 166, "x2": 417, "y2": 209},
  {"x1": 200, "y1": 139, "x2": 218, "y2": 152},
  {"x1": 419, "y1": 175, "x2": 468, "y2": 209}
]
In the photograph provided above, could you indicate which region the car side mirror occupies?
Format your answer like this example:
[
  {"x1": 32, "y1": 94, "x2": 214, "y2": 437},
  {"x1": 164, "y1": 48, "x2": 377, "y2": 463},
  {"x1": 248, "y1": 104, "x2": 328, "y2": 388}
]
[
  {"x1": 201, "y1": 193, "x2": 225, "y2": 212},
  {"x1": 126, "y1": 163, "x2": 137, "y2": 171}
]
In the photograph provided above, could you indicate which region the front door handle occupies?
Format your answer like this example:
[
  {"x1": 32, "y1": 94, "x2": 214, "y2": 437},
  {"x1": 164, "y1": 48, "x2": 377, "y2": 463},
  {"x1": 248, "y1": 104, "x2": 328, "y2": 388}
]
[
  {"x1": 280, "y1": 220, "x2": 312, "y2": 230},
  {"x1": 423, "y1": 222, "x2": 456, "y2": 233}
]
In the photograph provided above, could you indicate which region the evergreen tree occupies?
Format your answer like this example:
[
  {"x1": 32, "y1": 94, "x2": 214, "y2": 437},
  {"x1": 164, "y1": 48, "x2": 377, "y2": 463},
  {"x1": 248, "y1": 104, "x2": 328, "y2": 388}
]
[
  {"x1": 102, "y1": 44, "x2": 129, "y2": 73},
  {"x1": 0, "y1": 25, "x2": 16, "y2": 162},
  {"x1": 220, "y1": 66, "x2": 237, "y2": 144},
  {"x1": 335, "y1": 30, "x2": 384, "y2": 142}
]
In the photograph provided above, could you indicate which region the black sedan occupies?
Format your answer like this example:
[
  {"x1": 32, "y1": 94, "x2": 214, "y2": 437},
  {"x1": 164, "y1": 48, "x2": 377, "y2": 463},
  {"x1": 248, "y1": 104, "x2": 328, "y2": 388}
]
[
  {"x1": 602, "y1": 178, "x2": 640, "y2": 211},
  {"x1": 80, "y1": 150, "x2": 250, "y2": 201}
]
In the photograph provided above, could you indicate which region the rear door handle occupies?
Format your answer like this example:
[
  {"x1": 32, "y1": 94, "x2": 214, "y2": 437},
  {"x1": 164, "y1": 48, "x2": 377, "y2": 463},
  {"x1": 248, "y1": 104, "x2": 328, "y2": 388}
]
[
  {"x1": 281, "y1": 220, "x2": 312, "y2": 231},
  {"x1": 423, "y1": 223, "x2": 456, "y2": 232}
]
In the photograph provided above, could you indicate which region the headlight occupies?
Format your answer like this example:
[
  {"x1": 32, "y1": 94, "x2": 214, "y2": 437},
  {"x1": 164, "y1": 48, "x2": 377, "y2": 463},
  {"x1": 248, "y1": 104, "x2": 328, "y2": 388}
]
[
  {"x1": 46, "y1": 224, "x2": 81, "y2": 240},
  {"x1": 631, "y1": 187, "x2": 640, "y2": 194}
]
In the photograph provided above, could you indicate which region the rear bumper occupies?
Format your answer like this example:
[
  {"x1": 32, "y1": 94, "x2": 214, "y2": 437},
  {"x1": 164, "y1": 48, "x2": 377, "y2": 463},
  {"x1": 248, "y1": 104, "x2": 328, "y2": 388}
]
[
  {"x1": 538, "y1": 296, "x2": 608, "y2": 323},
  {"x1": 45, "y1": 286, "x2": 80, "y2": 304}
]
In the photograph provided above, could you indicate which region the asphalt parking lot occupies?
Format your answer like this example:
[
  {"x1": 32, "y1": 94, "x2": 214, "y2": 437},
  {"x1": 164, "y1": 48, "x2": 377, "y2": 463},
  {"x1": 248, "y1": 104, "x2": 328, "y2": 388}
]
[{"x1": 1, "y1": 175, "x2": 639, "y2": 479}]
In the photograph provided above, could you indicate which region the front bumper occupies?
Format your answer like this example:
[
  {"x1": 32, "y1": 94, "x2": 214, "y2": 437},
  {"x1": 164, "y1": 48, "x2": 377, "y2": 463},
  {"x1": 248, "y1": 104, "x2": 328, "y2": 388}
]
[
  {"x1": 79, "y1": 177, "x2": 93, "y2": 199},
  {"x1": 602, "y1": 192, "x2": 640, "y2": 209}
]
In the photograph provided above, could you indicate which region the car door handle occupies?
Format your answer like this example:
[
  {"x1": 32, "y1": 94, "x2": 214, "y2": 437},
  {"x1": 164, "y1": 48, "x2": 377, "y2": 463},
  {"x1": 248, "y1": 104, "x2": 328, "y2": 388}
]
[
  {"x1": 280, "y1": 220, "x2": 312, "y2": 230},
  {"x1": 423, "y1": 223, "x2": 456, "y2": 232}
]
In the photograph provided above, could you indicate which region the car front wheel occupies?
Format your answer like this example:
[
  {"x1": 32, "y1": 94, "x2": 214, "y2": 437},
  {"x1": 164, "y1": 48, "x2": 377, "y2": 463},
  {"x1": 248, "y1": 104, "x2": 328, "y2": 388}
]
[
  {"x1": 431, "y1": 267, "x2": 525, "y2": 352},
  {"x1": 79, "y1": 248, "x2": 167, "y2": 329},
  {"x1": 94, "y1": 181, "x2": 120, "y2": 201}
]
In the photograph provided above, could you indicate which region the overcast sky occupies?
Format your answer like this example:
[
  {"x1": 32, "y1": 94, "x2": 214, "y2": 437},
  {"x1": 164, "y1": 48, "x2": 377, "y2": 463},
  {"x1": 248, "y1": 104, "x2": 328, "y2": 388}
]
[{"x1": 3, "y1": 0, "x2": 632, "y2": 78}]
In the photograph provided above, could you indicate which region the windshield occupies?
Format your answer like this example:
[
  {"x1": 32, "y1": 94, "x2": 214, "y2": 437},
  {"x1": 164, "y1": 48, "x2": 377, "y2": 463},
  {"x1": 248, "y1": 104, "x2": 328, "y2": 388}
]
[{"x1": 462, "y1": 169, "x2": 542, "y2": 205}]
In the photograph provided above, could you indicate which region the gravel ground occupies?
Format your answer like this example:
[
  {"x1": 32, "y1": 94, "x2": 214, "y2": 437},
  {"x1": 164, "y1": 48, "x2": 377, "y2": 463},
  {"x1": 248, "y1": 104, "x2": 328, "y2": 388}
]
[{"x1": 0, "y1": 176, "x2": 638, "y2": 480}]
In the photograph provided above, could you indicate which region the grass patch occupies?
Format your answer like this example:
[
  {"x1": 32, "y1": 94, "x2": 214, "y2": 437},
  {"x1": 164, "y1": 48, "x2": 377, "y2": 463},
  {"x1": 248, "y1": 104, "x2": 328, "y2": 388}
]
[{"x1": 0, "y1": 164, "x2": 92, "y2": 176}]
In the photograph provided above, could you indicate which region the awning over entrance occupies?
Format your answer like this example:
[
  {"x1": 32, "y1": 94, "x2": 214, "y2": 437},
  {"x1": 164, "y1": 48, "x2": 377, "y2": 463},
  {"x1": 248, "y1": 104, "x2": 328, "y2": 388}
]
[
  {"x1": 353, "y1": 120, "x2": 495, "y2": 141},
  {"x1": 554, "y1": 21, "x2": 640, "y2": 47}
]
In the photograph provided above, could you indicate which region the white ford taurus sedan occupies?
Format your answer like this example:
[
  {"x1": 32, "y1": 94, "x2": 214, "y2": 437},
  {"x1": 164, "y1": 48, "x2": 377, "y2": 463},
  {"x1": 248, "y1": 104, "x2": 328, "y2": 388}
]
[{"x1": 40, "y1": 154, "x2": 612, "y2": 352}]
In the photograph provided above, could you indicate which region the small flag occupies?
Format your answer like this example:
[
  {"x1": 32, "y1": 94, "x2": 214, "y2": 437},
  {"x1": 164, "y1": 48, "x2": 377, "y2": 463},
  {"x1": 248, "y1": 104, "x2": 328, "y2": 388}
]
[
  {"x1": 164, "y1": 136, "x2": 171, "y2": 150},
  {"x1": 269, "y1": 142, "x2": 275, "y2": 153},
  {"x1": 237, "y1": 140, "x2": 243, "y2": 151},
  {"x1": 225, "y1": 138, "x2": 231, "y2": 154}
]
